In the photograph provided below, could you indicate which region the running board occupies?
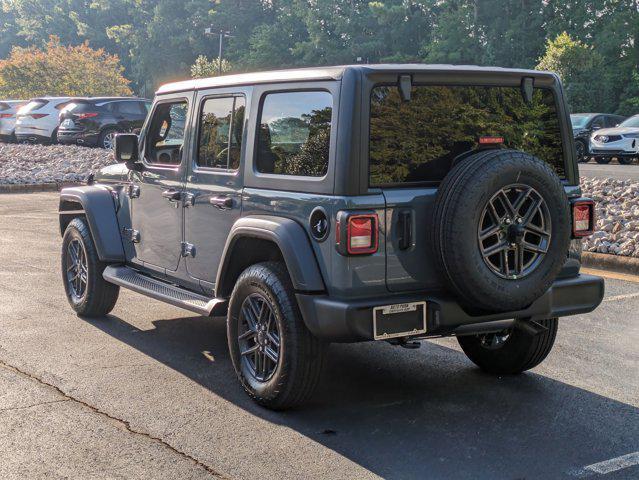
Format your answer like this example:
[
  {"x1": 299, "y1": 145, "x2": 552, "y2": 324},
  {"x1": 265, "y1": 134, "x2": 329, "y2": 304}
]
[{"x1": 103, "y1": 265, "x2": 225, "y2": 316}]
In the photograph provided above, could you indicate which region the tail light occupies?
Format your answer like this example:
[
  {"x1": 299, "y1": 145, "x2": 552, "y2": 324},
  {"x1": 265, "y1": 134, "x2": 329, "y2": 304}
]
[
  {"x1": 0, "y1": 113, "x2": 13, "y2": 118},
  {"x1": 336, "y1": 211, "x2": 379, "y2": 255},
  {"x1": 76, "y1": 112, "x2": 98, "y2": 120},
  {"x1": 28, "y1": 113, "x2": 48, "y2": 119},
  {"x1": 571, "y1": 198, "x2": 595, "y2": 237},
  {"x1": 479, "y1": 136, "x2": 504, "y2": 145}
]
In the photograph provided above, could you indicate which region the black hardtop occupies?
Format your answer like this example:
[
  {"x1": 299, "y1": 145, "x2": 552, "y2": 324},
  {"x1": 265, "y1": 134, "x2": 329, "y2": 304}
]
[{"x1": 156, "y1": 63, "x2": 559, "y2": 95}]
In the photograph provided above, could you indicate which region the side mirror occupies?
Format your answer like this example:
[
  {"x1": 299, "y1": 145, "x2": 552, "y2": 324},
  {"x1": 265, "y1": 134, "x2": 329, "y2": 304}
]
[{"x1": 114, "y1": 133, "x2": 139, "y2": 167}]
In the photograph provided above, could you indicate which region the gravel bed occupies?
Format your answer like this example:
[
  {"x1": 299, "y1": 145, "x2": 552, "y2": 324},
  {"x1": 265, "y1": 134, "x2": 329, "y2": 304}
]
[
  {"x1": 581, "y1": 177, "x2": 639, "y2": 257},
  {"x1": 0, "y1": 143, "x2": 115, "y2": 185},
  {"x1": 1, "y1": 144, "x2": 637, "y2": 257}
]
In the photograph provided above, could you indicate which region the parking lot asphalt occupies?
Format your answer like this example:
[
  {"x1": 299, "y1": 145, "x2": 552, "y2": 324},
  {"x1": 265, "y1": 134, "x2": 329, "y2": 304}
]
[
  {"x1": 0, "y1": 192, "x2": 637, "y2": 480},
  {"x1": 580, "y1": 162, "x2": 639, "y2": 181}
]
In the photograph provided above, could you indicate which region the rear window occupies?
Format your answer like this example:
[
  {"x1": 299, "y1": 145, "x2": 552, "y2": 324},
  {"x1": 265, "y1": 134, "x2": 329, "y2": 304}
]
[
  {"x1": 19, "y1": 100, "x2": 48, "y2": 113},
  {"x1": 369, "y1": 85, "x2": 565, "y2": 186}
]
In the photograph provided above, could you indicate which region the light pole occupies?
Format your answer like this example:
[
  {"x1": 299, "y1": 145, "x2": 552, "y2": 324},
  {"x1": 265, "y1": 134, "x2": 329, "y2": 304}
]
[{"x1": 204, "y1": 28, "x2": 234, "y2": 76}]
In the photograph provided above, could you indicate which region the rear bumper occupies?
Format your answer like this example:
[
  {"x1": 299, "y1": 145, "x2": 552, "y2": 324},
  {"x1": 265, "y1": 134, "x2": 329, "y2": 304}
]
[
  {"x1": 297, "y1": 274, "x2": 604, "y2": 342},
  {"x1": 57, "y1": 130, "x2": 99, "y2": 146}
]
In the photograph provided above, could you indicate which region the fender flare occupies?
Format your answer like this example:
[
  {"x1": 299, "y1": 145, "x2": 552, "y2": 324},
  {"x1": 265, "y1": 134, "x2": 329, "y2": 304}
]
[
  {"x1": 59, "y1": 185, "x2": 125, "y2": 262},
  {"x1": 215, "y1": 215, "x2": 325, "y2": 297}
]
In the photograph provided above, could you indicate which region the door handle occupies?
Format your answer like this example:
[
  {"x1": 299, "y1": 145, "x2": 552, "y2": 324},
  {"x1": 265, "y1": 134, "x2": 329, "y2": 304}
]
[
  {"x1": 210, "y1": 196, "x2": 234, "y2": 209},
  {"x1": 162, "y1": 189, "x2": 182, "y2": 202}
]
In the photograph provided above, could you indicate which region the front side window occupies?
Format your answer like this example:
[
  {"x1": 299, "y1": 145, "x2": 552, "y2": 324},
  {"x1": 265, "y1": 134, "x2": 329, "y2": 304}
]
[
  {"x1": 146, "y1": 100, "x2": 188, "y2": 165},
  {"x1": 256, "y1": 91, "x2": 332, "y2": 177},
  {"x1": 197, "y1": 96, "x2": 245, "y2": 170},
  {"x1": 369, "y1": 85, "x2": 565, "y2": 186}
]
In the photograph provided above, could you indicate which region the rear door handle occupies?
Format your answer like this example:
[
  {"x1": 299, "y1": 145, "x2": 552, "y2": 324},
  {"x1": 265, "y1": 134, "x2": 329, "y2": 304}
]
[
  {"x1": 210, "y1": 196, "x2": 234, "y2": 209},
  {"x1": 162, "y1": 189, "x2": 182, "y2": 202}
]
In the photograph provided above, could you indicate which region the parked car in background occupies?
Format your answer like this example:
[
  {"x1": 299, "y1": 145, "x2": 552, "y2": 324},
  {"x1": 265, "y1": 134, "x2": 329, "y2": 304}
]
[
  {"x1": 57, "y1": 97, "x2": 151, "y2": 149},
  {"x1": 589, "y1": 114, "x2": 639, "y2": 165},
  {"x1": 15, "y1": 97, "x2": 74, "y2": 144},
  {"x1": 0, "y1": 100, "x2": 26, "y2": 142},
  {"x1": 570, "y1": 113, "x2": 626, "y2": 162}
]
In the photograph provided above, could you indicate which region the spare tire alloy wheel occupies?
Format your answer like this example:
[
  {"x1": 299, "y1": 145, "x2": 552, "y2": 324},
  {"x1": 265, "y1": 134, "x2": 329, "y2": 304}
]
[{"x1": 478, "y1": 184, "x2": 551, "y2": 279}]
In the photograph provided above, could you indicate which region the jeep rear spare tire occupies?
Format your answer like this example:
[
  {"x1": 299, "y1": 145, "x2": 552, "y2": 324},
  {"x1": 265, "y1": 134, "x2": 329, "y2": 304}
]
[{"x1": 432, "y1": 149, "x2": 571, "y2": 312}]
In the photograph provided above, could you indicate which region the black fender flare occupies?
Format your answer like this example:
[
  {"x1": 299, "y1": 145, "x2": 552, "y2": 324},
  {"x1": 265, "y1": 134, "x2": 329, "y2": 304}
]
[
  {"x1": 215, "y1": 215, "x2": 326, "y2": 297},
  {"x1": 59, "y1": 185, "x2": 125, "y2": 262}
]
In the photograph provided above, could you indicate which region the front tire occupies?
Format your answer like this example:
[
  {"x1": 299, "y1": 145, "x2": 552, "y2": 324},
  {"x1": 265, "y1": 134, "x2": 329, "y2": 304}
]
[
  {"x1": 575, "y1": 140, "x2": 587, "y2": 163},
  {"x1": 595, "y1": 156, "x2": 612, "y2": 164},
  {"x1": 227, "y1": 262, "x2": 324, "y2": 410},
  {"x1": 457, "y1": 318, "x2": 558, "y2": 374},
  {"x1": 618, "y1": 157, "x2": 635, "y2": 165},
  {"x1": 61, "y1": 218, "x2": 119, "y2": 316}
]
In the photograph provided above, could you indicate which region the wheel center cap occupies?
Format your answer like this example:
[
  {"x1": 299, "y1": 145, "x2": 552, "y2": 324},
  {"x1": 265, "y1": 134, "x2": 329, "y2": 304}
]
[
  {"x1": 257, "y1": 331, "x2": 267, "y2": 346},
  {"x1": 507, "y1": 224, "x2": 525, "y2": 244}
]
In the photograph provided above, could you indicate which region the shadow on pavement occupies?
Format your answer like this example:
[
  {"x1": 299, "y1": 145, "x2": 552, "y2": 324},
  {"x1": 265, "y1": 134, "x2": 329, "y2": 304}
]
[{"x1": 86, "y1": 313, "x2": 639, "y2": 479}]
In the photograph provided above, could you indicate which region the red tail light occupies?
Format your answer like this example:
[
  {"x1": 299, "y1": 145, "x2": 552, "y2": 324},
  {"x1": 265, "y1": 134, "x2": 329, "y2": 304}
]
[
  {"x1": 479, "y1": 136, "x2": 504, "y2": 145},
  {"x1": 0, "y1": 113, "x2": 13, "y2": 118},
  {"x1": 336, "y1": 212, "x2": 379, "y2": 255},
  {"x1": 77, "y1": 112, "x2": 98, "y2": 120},
  {"x1": 571, "y1": 198, "x2": 595, "y2": 237},
  {"x1": 28, "y1": 113, "x2": 48, "y2": 119}
]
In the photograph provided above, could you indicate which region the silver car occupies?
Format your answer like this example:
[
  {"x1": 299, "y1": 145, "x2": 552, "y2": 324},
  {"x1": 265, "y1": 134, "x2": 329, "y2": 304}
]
[
  {"x1": 0, "y1": 100, "x2": 27, "y2": 141},
  {"x1": 590, "y1": 114, "x2": 639, "y2": 165}
]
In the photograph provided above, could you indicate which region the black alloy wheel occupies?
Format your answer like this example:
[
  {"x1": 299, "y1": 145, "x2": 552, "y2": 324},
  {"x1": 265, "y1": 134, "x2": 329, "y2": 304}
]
[
  {"x1": 478, "y1": 184, "x2": 552, "y2": 280},
  {"x1": 65, "y1": 238, "x2": 88, "y2": 302}
]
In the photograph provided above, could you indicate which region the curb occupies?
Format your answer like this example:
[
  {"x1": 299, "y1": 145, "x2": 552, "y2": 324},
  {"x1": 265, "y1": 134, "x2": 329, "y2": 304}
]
[
  {"x1": 0, "y1": 182, "x2": 81, "y2": 194},
  {"x1": 581, "y1": 251, "x2": 639, "y2": 276}
]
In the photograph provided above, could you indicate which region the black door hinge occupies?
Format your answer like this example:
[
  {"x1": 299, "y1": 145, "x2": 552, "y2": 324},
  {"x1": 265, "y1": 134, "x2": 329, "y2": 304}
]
[
  {"x1": 122, "y1": 227, "x2": 140, "y2": 243},
  {"x1": 398, "y1": 210, "x2": 412, "y2": 250},
  {"x1": 127, "y1": 184, "x2": 141, "y2": 198},
  {"x1": 181, "y1": 242, "x2": 196, "y2": 258}
]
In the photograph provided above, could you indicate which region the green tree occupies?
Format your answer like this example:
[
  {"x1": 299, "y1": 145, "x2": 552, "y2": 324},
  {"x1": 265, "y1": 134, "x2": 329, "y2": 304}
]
[
  {"x1": 536, "y1": 32, "x2": 605, "y2": 112},
  {"x1": 190, "y1": 55, "x2": 232, "y2": 78},
  {"x1": 0, "y1": 36, "x2": 131, "y2": 97}
]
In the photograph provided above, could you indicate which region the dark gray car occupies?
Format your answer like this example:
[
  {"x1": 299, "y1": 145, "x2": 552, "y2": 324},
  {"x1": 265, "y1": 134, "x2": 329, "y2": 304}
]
[{"x1": 58, "y1": 65, "x2": 603, "y2": 409}]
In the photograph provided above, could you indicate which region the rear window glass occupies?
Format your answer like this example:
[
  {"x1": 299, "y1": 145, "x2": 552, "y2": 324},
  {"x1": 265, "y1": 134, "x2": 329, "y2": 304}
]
[
  {"x1": 19, "y1": 100, "x2": 48, "y2": 113},
  {"x1": 369, "y1": 85, "x2": 564, "y2": 186},
  {"x1": 256, "y1": 91, "x2": 332, "y2": 177}
]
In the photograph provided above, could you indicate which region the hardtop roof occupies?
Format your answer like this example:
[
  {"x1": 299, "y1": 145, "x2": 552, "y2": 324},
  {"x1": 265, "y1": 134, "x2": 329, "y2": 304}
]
[{"x1": 156, "y1": 63, "x2": 558, "y2": 95}]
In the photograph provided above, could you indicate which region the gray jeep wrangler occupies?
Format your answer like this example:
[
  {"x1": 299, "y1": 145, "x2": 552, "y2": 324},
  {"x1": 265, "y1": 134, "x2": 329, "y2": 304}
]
[{"x1": 59, "y1": 65, "x2": 604, "y2": 410}]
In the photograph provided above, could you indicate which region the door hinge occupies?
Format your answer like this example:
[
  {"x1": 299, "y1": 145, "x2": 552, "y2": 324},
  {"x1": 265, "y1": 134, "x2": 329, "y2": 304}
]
[
  {"x1": 181, "y1": 242, "x2": 196, "y2": 258},
  {"x1": 183, "y1": 192, "x2": 196, "y2": 207},
  {"x1": 127, "y1": 184, "x2": 141, "y2": 198},
  {"x1": 122, "y1": 227, "x2": 140, "y2": 243}
]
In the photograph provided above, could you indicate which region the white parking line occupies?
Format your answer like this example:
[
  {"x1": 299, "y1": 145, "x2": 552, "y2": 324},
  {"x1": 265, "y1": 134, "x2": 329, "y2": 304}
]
[
  {"x1": 572, "y1": 451, "x2": 639, "y2": 477},
  {"x1": 603, "y1": 292, "x2": 639, "y2": 302}
]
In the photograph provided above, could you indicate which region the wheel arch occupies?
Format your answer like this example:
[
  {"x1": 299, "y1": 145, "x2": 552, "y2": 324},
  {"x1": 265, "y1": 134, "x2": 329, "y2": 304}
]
[
  {"x1": 59, "y1": 186, "x2": 125, "y2": 262},
  {"x1": 215, "y1": 215, "x2": 326, "y2": 299}
]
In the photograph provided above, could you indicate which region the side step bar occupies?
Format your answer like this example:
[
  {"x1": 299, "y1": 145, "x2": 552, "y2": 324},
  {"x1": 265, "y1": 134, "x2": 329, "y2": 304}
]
[{"x1": 103, "y1": 265, "x2": 225, "y2": 316}]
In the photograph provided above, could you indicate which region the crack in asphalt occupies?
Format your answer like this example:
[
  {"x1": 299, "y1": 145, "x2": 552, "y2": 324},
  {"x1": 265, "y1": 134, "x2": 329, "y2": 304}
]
[{"x1": 0, "y1": 359, "x2": 229, "y2": 479}]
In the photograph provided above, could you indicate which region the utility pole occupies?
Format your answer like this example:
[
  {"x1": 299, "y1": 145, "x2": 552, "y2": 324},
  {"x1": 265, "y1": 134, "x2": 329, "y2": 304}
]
[{"x1": 204, "y1": 28, "x2": 234, "y2": 76}]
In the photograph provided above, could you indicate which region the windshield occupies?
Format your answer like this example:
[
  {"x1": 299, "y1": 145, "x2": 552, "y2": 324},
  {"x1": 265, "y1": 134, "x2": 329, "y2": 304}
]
[
  {"x1": 619, "y1": 115, "x2": 639, "y2": 128},
  {"x1": 570, "y1": 114, "x2": 592, "y2": 129}
]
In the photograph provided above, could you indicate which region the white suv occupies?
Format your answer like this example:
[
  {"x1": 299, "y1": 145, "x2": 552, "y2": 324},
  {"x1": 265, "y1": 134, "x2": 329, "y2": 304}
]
[
  {"x1": 0, "y1": 100, "x2": 26, "y2": 141},
  {"x1": 15, "y1": 97, "x2": 75, "y2": 144},
  {"x1": 590, "y1": 114, "x2": 639, "y2": 165}
]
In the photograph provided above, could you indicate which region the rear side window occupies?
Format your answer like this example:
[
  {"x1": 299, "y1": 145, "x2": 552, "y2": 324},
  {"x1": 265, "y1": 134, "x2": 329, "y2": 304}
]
[
  {"x1": 369, "y1": 85, "x2": 565, "y2": 186},
  {"x1": 19, "y1": 100, "x2": 48, "y2": 113},
  {"x1": 117, "y1": 101, "x2": 143, "y2": 115},
  {"x1": 256, "y1": 91, "x2": 332, "y2": 177},
  {"x1": 197, "y1": 96, "x2": 245, "y2": 170}
]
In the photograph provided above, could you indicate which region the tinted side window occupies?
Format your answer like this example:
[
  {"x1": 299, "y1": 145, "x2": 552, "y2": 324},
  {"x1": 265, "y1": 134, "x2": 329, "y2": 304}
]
[
  {"x1": 145, "y1": 101, "x2": 188, "y2": 165},
  {"x1": 591, "y1": 116, "x2": 605, "y2": 129},
  {"x1": 256, "y1": 91, "x2": 332, "y2": 177},
  {"x1": 197, "y1": 96, "x2": 245, "y2": 170},
  {"x1": 117, "y1": 101, "x2": 143, "y2": 115},
  {"x1": 369, "y1": 85, "x2": 565, "y2": 185}
]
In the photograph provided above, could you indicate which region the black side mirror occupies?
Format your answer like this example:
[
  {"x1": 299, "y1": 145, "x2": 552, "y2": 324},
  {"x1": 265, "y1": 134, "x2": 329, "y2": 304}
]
[{"x1": 114, "y1": 133, "x2": 139, "y2": 167}]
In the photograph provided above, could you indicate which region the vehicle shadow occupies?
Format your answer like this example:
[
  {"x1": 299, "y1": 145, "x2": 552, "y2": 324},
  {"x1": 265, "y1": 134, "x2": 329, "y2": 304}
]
[{"x1": 86, "y1": 313, "x2": 639, "y2": 480}]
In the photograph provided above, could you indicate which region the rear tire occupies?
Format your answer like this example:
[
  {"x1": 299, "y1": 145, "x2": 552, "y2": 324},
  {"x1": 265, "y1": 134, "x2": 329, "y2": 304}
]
[
  {"x1": 61, "y1": 218, "x2": 119, "y2": 317},
  {"x1": 99, "y1": 128, "x2": 117, "y2": 149},
  {"x1": 618, "y1": 157, "x2": 635, "y2": 165},
  {"x1": 575, "y1": 140, "x2": 587, "y2": 163},
  {"x1": 457, "y1": 318, "x2": 558, "y2": 374},
  {"x1": 227, "y1": 262, "x2": 325, "y2": 410},
  {"x1": 595, "y1": 156, "x2": 612, "y2": 164}
]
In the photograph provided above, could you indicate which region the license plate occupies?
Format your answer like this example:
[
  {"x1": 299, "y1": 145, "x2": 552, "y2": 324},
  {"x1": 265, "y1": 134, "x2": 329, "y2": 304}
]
[{"x1": 373, "y1": 301, "x2": 427, "y2": 340}]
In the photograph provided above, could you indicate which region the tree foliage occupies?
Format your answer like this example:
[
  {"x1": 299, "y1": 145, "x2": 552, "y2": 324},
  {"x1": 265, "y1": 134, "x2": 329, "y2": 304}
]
[
  {"x1": 0, "y1": 36, "x2": 131, "y2": 98},
  {"x1": 191, "y1": 55, "x2": 232, "y2": 78},
  {"x1": 0, "y1": 0, "x2": 637, "y2": 114}
]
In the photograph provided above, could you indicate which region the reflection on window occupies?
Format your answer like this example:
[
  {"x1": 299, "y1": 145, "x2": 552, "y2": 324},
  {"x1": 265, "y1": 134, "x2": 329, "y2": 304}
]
[
  {"x1": 197, "y1": 96, "x2": 245, "y2": 170},
  {"x1": 146, "y1": 101, "x2": 187, "y2": 165},
  {"x1": 256, "y1": 91, "x2": 332, "y2": 177},
  {"x1": 369, "y1": 85, "x2": 564, "y2": 186}
]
